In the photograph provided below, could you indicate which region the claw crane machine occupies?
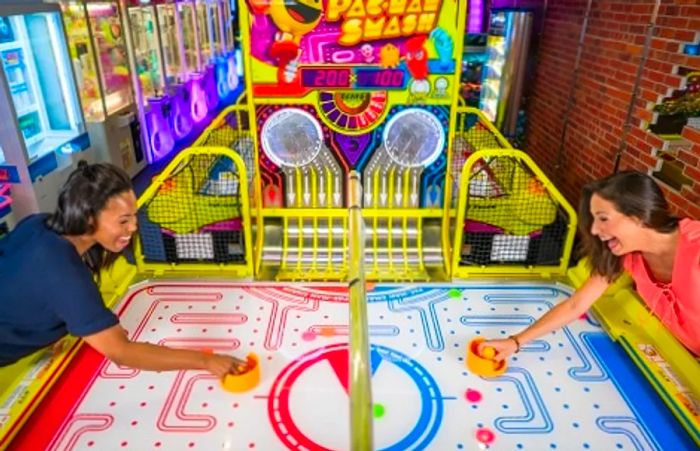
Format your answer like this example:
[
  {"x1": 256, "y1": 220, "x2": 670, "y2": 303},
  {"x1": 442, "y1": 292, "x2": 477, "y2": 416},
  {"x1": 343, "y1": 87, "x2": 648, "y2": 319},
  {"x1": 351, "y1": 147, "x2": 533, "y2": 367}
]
[
  {"x1": 177, "y1": 0, "x2": 210, "y2": 124},
  {"x1": 195, "y1": 0, "x2": 225, "y2": 111},
  {"x1": 121, "y1": 0, "x2": 177, "y2": 163},
  {"x1": 155, "y1": 0, "x2": 195, "y2": 143},
  {"x1": 59, "y1": 0, "x2": 146, "y2": 177},
  {"x1": 206, "y1": 0, "x2": 238, "y2": 103},
  {"x1": 0, "y1": 2, "x2": 92, "y2": 219},
  {"x1": 217, "y1": 0, "x2": 239, "y2": 100}
]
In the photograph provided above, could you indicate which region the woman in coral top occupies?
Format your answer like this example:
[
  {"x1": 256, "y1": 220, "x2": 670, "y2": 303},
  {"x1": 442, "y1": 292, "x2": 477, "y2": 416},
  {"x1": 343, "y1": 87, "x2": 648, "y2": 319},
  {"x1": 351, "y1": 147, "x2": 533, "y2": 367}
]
[{"x1": 482, "y1": 171, "x2": 700, "y2": 359}]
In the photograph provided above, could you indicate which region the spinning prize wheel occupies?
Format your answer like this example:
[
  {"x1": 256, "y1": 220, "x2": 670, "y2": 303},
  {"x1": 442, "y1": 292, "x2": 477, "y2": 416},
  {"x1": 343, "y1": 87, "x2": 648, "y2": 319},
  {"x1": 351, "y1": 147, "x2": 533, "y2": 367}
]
[
  {"x1": 261, "y1": 108, "x2": 323, "y2": 168},
  {"x1": 383, "y1": 109, "x2": 445, "y2": 168},
  {"x1": 318, "y1": 91, "x2": 388, "y2": 133}
]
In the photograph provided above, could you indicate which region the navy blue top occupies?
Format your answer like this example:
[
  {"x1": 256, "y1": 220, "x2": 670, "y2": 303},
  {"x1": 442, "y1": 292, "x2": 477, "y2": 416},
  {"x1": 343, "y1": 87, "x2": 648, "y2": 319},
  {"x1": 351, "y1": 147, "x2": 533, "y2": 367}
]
[{"x1": 0, "y1": 214, "x2": 118, "y2": 366}]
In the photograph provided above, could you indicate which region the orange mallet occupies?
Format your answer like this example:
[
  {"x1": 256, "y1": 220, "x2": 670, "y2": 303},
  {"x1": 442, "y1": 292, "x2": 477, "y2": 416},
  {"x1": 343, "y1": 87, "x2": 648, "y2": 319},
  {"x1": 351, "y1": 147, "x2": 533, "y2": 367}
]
[
  {"x1": 466, "y1": 337, "x2": 507, "y2": 377},
  {"x1": 221, "y1": 353, "x2": 261, "y2": 393}
]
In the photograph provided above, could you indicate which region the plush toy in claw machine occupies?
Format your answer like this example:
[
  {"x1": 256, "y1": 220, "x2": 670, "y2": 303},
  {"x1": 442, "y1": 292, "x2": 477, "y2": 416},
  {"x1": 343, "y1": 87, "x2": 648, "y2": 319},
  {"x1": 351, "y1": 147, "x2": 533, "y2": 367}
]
[{"x1": 245, "y1": 0, "x2": 322, "y2": 84}]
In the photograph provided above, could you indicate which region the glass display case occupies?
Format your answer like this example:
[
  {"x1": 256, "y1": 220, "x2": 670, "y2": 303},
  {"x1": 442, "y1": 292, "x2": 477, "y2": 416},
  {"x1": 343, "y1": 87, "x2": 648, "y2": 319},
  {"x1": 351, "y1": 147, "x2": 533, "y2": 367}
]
[
  {"x1": 61, "y1": 2, "x2": 101, "y2": 120},
  {"x1": 194, "y1": 0, "x2": 220, "y2": 110},
  {"x1": 0, "y1": 3, "x2": 91, "y2": 218},
  {"x1": 157, "y1": 2, "x2": 195, "y2": 141},
  {"x1": 0, "y1": 10, "x2": 86, "y2": 164},
  {"x1": 124, "y1": 1, "x2": 178, "y2": 163},
  {"x1": 208, "y1": 0, "x2": 223, "y2": 58},
  {"x1": 179, "y1": 0, "x2": 200, "y2": 72},
  {"x1": 176, "y1": 0, "x2": 208, "y2": 123},
  {"x1": 479, "y1": 10, "x2": 533, "y2": 137},
  {"x1": 61, "y1": 1, "x2": 144, "y2": 177},
  {"x1": 195, "y1": 0, "x2": 212, "y2": 64},
  {"x1": 127, "y1": 4, "x2": 164, "y2": 101},
  {"x1": 87, "y1": 2, "x2": 132, "y2": 116},
  {"x1": 63, "y1": 2, "x2": 132, "y2": 121},
  {"x1": 215, "y1": 0, "x2": 238, "y2": 99},
  {"x1": 157, "y1": 2, "x2": 184, "y2": 85},
  {"x1": 222, "y1": 0, "x2": 236, "y2": 55}
]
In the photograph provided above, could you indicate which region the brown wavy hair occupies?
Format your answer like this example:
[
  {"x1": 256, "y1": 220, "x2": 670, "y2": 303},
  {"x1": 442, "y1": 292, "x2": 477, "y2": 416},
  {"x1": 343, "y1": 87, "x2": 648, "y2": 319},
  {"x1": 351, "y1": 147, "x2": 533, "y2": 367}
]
[{"x1": 578, "y1": 171, "x2": 679, "y2": 281}]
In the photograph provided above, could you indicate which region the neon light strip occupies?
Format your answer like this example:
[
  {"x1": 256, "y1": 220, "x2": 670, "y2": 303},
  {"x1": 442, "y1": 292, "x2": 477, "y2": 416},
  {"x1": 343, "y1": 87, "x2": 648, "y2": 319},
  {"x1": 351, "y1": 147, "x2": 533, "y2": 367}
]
[{"x1": 468, "y1": 0, "x2": 484, "y2": 34}]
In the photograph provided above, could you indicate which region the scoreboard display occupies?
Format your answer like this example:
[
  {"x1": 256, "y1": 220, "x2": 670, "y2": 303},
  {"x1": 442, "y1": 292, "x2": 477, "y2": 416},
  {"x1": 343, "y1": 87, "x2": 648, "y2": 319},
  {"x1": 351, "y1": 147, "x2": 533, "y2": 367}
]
[{"x1": 300, "y1": 68, "x2": 406, "y2": 90}]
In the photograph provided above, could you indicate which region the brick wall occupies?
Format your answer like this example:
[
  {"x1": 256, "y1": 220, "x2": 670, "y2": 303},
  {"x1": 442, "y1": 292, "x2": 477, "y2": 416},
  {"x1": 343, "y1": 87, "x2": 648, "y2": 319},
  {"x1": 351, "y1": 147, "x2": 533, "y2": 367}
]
[{"x1": 524, "y1": 0, "x2": 700, "y2": 218}]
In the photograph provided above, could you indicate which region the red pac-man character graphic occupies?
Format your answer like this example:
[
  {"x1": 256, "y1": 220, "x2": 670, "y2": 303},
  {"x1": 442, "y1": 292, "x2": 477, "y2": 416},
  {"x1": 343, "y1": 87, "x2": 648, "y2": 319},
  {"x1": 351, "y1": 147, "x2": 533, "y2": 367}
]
[{"x1": 405, "y1": 35, "x2": 429, "y2": 81}]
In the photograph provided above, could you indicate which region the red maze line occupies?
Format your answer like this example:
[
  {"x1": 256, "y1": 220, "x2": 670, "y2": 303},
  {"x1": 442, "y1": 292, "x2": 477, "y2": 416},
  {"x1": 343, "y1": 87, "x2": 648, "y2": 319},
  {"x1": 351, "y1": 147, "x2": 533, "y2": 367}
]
[
  {"x1": 8, "y1": 283, "x2": 348, "y2": 449},
  {"x1": 157, "y1": 373, "x2": 218, "y2": 433},
  {"x1": 7, "y1": 284, "x2": 177, "y2": 449},
  {"x1": 49, "y1": 414, "x2": 113, "y2": 451}
]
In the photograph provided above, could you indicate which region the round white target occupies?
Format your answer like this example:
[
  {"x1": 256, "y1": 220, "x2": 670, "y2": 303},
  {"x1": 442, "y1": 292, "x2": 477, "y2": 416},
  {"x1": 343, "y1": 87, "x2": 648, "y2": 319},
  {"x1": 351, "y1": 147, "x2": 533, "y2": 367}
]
[
  {"x1": 261, "y1": 108, "x2": 323, "y2": 168},
  {"x1": 383, "y1": 108, "x2": 445, "y2": 168}
]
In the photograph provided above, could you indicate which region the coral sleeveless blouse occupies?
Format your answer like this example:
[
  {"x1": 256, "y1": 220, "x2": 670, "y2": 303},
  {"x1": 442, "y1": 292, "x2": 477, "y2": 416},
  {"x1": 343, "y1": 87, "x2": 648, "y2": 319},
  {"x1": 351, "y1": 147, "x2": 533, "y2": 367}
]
[{"x1": 623, "y1": 219, "x2": 700, "y2": 356}]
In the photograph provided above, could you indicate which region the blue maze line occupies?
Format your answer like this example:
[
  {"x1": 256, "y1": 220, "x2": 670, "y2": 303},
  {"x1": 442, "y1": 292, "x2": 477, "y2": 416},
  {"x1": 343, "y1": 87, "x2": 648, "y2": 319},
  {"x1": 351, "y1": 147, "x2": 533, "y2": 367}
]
[
  {"x1": 484, "y1": 288, "x2": 564, "y2": 300},
  {"x1": 520, "y1": 340, "x2": 550, "y2": 353},
  {"x1": 565, "y1": 331, "x2": 609, "y2": 382},
  {"x1": 586, "y1": 334, "x2": 697, "y2": 450},
  {"x1": 458, "y1": 316, "x2": 549, "y2": 352},
  {"x1": 367, "y1": 285, "x2": 432, "y2": 301},
  {"x1": 373, "y1": 345, "x2": 445, "y2": 451},
  {"x1": 370, "y1": 284, "x2": 568, "y2": 298},
  {"x1": 481, "y1": 290, "x2": 608, "y2": 381},
  {"x1": 459, "y1": 314, "x2": 534, "y2": 327},
  {"x1": 492, "y1": 367, "x2": 554, "y2": 434},
  {"x1": 596, "y1": 416, "x2": 659, "y2": 451},
  {"x1": 483, "y1": 295, "x2": 554, "y2": 309},
  {"x1": 368, "y1": 325, "x2": 400, "y2": 336},
  {"x1": 382, "y1": 289, "x2": 450, "y2": 351}
]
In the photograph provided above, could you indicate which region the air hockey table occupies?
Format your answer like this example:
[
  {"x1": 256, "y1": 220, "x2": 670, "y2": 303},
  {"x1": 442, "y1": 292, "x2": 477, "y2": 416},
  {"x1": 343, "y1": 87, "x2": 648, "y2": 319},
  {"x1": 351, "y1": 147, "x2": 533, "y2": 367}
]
[{"x1": 6, "y1": 280, "x2": 697, "y2": 450}]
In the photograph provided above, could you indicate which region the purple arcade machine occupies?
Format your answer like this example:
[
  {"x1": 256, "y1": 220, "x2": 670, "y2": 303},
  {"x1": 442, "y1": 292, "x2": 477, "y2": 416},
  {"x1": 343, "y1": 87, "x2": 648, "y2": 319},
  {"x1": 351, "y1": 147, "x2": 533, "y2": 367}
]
[
  {"x1": 122, "y1": 0, "x2": 175, "y2": 162},
  {"x1": 155, "y1": 0, "x2": 194, "y2": 143},
  {"x1": 195, "y1": 0, "x2": 222, "y2": 112},
  {"x1": 175, "y1": 0, "x2": 210, "y2": 125}
]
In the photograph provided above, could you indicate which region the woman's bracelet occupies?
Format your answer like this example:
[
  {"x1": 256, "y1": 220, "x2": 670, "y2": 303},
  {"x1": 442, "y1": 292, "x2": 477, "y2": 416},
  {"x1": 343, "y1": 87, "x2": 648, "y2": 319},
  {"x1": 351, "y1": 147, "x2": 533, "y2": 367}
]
[{"x1": 508, "y1": 335, "x2": 521, "y2": 353}]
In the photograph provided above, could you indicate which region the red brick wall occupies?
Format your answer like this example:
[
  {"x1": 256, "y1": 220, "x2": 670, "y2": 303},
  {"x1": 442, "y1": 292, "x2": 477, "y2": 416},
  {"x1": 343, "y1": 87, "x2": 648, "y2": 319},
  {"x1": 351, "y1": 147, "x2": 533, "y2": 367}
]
[{"x1": 524, "y1": 0, "x2": 700, "y2": 218}]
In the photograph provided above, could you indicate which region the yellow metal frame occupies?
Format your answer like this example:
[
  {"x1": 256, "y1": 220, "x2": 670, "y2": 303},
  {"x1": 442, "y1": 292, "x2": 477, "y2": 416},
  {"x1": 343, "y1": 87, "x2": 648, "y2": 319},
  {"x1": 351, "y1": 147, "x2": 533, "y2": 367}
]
[
  {"x1": 451, "y1": 148, "x2": 578, "y2": 278},
  {"x1": 454, "y1": 106, "x2": 514, "y2": 150},
  {"x1": 346, "y1": 171, "x2": 373, "y2": 449},
  {"x1": 362, "y1": 207, "x2": 438, "y2": 282},
  {"x1": 264, "y1": 208, "x2": 350, "y2": 281},
  {"x1": 362, "y1": 162, "x2": 445, "y2": 280},
  {"x1": 442, "y1": 106, "x2": 515, "y2": 274},
  {"x1": 254, "y1": 164, "x2": 350, "y2": 280},
  {"x1": 191, "y1": 103, "x2": 261, "y2": 210},
  {"x1": 134, "y1": 146, "x2": 254, "y2": 278}
]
